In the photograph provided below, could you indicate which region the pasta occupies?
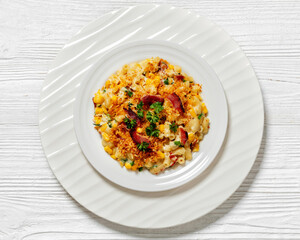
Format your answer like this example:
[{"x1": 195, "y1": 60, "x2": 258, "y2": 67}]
[{"x1": 93, "y1": 57, "x2": 210, "y2": 174}]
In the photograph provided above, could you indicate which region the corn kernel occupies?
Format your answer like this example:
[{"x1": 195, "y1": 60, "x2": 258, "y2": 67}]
[
  {"x1": 136, "y1": 127, "x2": 143, "y2": 133},
  {"x1": 102, "y1": 132, "x2": 110, "y2": 142},
  {"x1": 95, "y1": 107, "x2": 103, "y2": 114},
  {"x1": 94, "y1": 93, "x2": 104, "y2": 104},
  {"x1": 104, "y1": 146, "x2": 113, "y2": 155},
  {"x1": 146, "y1": 78, "x2": 151, "y2": 85},
  {"x1": 112, "y1": 122, "x2": 118, "y2": 128},
  {"x1": 190, "y1": 108, "x2": 197, "y2": 117},
  {"x1": 94, "y1": 117, "x2": 102, "y2": 125},
  {"x1": 159, "y1": 124, "x2": 164, "y2": 132},
  {"x1": 111, "y1": 95, "x2": 117, "y2": 103},
  {"x1": 148, "y1": 73, "x2": 154, "y2": 78},
  {"x1": 154, "y1": 75, "x2": 160, "y2": 81},
  {"x1": 102, "y1": 107, "x2": 108, "y2": 114},
  {"x1": 131, "y1": 165, "x2": 137, "y2": 171},
  {"x1": 188, "y1": 133, "x2": 195, "y2": 142},
  {"x1": 157, "y1": 151, "x2": 165, "y2": 159},
  {"x1": 125, "y1": 162, "x2": 132, "y2": 169},
  {"x1": 100, "y1": 123, "x2": 107, "y2": 132},
  {"x1": 105, "y1": 80, "x2": 111, "y2": 88},
  {"x1": 153, "y1": 76, "x2": 160, "y2": 87},
  {"x1": 201, "y1": 103, "x2": 208, "y2": 114},
  {"x1": 111, "y1": 154, "x2": 117, "y2": 160},
  {"x1": 193, "y1": 143, "x2": 199, "y2": 152},
  {"x1": 169, "y1": 64, "x2": 174, "y2": 70},
  {"x1": 119, "y1": 161, "x2": 124, "y2": 167}
]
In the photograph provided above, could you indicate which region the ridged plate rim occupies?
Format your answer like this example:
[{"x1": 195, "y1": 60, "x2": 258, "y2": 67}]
[{"x1": 39, "y1": 4, "x2": 264, "y2": 228}]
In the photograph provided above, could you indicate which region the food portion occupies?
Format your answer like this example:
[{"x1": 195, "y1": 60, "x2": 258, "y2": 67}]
[{"x1": 93, "y1": 57, "x2": 210, "y2": 174}]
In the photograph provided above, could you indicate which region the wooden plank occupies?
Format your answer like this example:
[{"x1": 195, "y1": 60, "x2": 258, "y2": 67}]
[{"x1": 0, "y1": 0, "x2": 300, "y2": 238}]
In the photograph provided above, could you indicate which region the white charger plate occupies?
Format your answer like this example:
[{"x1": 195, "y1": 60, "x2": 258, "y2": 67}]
[
  {"x1": 73, "y1": 40, "x2": 228, "y2": 192},
  {"x1": 39, "y1": 5, "x2": 264, "y2": 228}
]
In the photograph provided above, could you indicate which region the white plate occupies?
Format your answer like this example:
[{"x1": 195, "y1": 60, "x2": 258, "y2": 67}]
[
  {"x1": 39, "y1": 5, "x2": 264, "y2": 228},
  {"x1": 73, "y1": 40, "x2": 228, "y2": 192}
]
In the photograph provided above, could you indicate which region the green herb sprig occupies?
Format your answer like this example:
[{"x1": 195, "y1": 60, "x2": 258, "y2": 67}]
[
  {"x1": 136, "y1": 101, "x2": 144, "y2": 118},
  {"x1": 146, "y1": 111, "x2": 159, "y2": 124},
  {"x1": 150, "y1": 102, "x2": 164, "y2": 114},
  {"x1": 146, "y1": 123, "x2": 159, "y2": 137},
  {"x1": 137, "y1": 141, "x2": 149, "y2": 152},
  {"x1": 170, "y1": 122, "x2": 178, "y2": 133},
  {"x1": 125, "y1": 88, "x2": 133, "y2": 97},
  {"x1": 174, "y1": 141, "x2": 184, "y2": 147},
  {"x1": 124, "y1": 117, "x2": 137, "y2": 129}
]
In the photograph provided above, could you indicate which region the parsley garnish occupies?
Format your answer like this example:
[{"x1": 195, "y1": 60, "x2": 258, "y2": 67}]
[
  {"x1": 105, "y1": 113, "x2": 112, "y2": 128},
  {"x1": 150, "y1": 102, "x2": 164, "y2": 114},
  {"x1": 146, "y1": 123, "x2": 159, "y2": 137},
  {"x1": 137, "y1": 101, "x2": 144, "y2": 110},
  {"x1": 174, "y1": 141, "x2": 183, "y2": 147},
  {"x1": 124, "y1": 117, "x2": 137, "y2": 129},
  {"x1": 170, "y1": 122, "x2": 178, "y2": 133},
  {"x1": 137, "y1": 141, "x2": 149, "y2": 152},
  {"x1": 198, "y1": 113, "x2": 203, "y2": 119},
  {"x1": 103, "y1": 89, "x2": 106, "y2": 93},
  {"x1": 125, "y1": 88, "x2": 133, "y2": 97},
  {"x1": 138, "y1": 167, "x2": 143, "y2": 172},
  {"x1": 93, "y1": 123, "x2": 101, "y2": 126},
  {"x1": 128, "y1": 102, "x2": 133, "y2": 108},
  {"x1": 130, "y1": 161, "x2": 134, "y2": 166},
  {"x1": 163, "y1": 78, "x2": 169, "y2": 85},
  {"x1": 146, "y1": 111, "x2": 159, "y2": 123},
  {"x1": 137, "y1": 110, "x2": 144, "y2": 118},
  {"x1": 136, "y1": 101, "x2": 144, "y2": 118}
]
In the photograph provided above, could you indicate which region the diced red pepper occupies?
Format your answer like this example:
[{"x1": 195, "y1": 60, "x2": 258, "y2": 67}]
[{"x1": 169, "y1": 154, "x2": 178, "y2": 167}]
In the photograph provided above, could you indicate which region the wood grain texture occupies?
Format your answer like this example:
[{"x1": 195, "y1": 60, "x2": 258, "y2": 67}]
[{"x1": 0, "y1": 0, "x2": 299, "y2": 239}]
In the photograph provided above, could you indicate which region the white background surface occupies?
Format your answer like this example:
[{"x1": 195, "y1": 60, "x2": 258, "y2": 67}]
[{"x1": 0, "y1": 0, "x2": 299, "y2": 239}]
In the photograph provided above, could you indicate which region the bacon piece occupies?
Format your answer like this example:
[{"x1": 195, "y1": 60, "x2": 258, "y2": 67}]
[
  {"x1": 179, "y1": 128, "x2": 188, "y2": 145},
  {"x1": 130, "y1": 130, "x2": 150, "y2": 145},
  {"x1": 123, "y1": 108, "x2": 140, "y2": 125},
  {"x1": 174, "y1": 75, "x2": 184, "y2": 81},
  {"x1": 167, "y1": 93, "x2": 185, "y2": 113},
  {"x1": 141, "y1": 95, "x2": 164, "y2": 108},
  {"x1": 158, "y1": 59, "x2": 168, "y2": 72}
]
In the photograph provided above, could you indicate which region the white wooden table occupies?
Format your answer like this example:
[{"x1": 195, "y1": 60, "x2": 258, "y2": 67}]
[{"x1": 0, "y1": 1, "x2": 299, "y2": 239}]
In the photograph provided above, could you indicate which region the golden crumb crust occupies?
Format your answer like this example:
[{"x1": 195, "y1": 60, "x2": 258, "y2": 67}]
[{"x1": 93, "y1": 57, "x2": 209, "y2": 174}]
